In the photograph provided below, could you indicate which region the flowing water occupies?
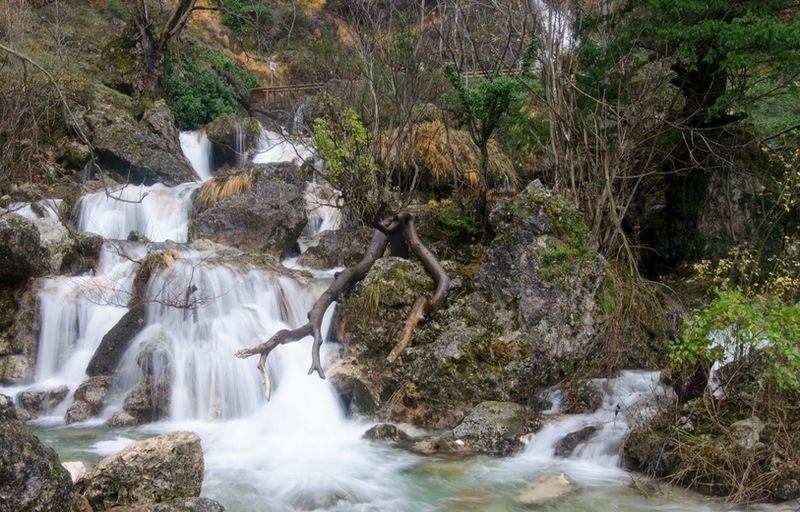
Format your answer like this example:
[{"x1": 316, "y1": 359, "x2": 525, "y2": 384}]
[{"x1": 2, "y1": 129, "x2": 784, "y2": 512}]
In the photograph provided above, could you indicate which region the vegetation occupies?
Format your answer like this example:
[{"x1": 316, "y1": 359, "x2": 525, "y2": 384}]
[{"x1": 163, "y1": 42, "x2": 260, "y2": 129}]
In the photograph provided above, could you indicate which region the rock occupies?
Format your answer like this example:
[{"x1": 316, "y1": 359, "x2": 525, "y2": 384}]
[
  {"x1": 30, "y1": 216, "x2": 73, "y2": 274},
  {"x1": 296, "y1": 226, "x2": 371, "y2": 270},
  {"x1": 515, "y1": 472, "x2": 577, "y2": 506},
  {"x1": 451, "y1": 401, "x2": 532, "y2": 455},
  {"x1": 0, "y1": 213, "x2": 42, "y2": 283},
  {"x1": 86, "y1": 88, "x2": 198, "y2": 186},
  {"x1": 80, "y1": 431, "x2": 204, "y2": 510},
  {"x1": 327, "y1": 361, "x2": 380, "y2": 416},
  {"x1": 65, "y1": 375, "x2": 112, "y2": 424},
  {"x1": 106, "y1": 411, "x2": 138, "y2": 428},
  {"x1": 62, "y1": 461, "x2": 87, "y2": 483},
  {"x1": 0, "y1": 354, "x2": 30, "y2": 384},
  {"x1": 476, "y1": 182, "x2": 605, "y2": 382},
  {"x1": 105, "y1": 497, "x2": 226, "y2": 511},
  {"x1": 729, "y1": 416, "x2": 763, "y2": 450},
  {"x1": 362, "y1": 423, "x2": 412, "y2": 443},
  {"x1": 553, "y1": 425, "x2": 598, "y2": 457},
  {"x1": 16, "y1": 385, "x2": 70, "y2": 417},
  {"x1": 86, "y1": 305, "x2": 145, "y2": 377},
  {"x1": 205, "y1": 115, "x2": 261, "y2": 170},
  {"x1": 121, "y1": 375, "x2": 171, "y2": 424},
  {"x1": 409, "y1": 436, "x2": 469, "y2": 456},
  {"x1": 0, "y1": 394, "x2": 77, "y2": 511},
  {"x1": 190, "y1": 170, "x2": 306, "y2": 258}
]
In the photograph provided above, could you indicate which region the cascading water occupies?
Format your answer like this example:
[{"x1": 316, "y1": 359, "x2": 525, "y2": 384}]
[
  {"x1": 179, "y1": 130, "x2": 214, "y2": 180},
  {"x1": 1, "y1": 122, "x2": 757, "y2": 512}
]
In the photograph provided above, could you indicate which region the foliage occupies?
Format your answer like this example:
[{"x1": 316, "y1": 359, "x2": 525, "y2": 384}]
[
  {"x1": 220, "y1": 0, "x2": 271, "y2": 36},
  {"x1": 311, "y1": 93, "x2": 388, "y2": 226},
  {"x1": 441, "y1": 63, "x2": 526, "y2": 217},
  {"x1": 671, "y1": 247, "x2": 800, "y2": 391},
  {"x1": 162, "y1": 42, "x2": 260, "y2": 129},
  {"x1": 436, "y1": 202, "x2": 479, "y2": 242}
]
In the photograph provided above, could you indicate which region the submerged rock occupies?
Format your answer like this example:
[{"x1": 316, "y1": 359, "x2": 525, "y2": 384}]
[{"x1": 515, "y1": 472, "x2": 578, "y2": 506}]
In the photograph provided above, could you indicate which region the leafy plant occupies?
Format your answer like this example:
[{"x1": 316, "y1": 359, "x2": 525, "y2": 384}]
[
  {"x1": 311, "y1": 94, "x2": 388, "y2": 226},
  {"x1": 163, "y1": 42, "x2": 260, "y2": 129}
]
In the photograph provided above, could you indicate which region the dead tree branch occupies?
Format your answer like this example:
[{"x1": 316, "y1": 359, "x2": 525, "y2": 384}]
[{"x1": 235, "y1": 213, "x2": 450, "y2": 399}]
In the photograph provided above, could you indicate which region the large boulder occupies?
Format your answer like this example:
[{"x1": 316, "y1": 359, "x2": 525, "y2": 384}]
[
  {"x1": 79, "y1": 431, "x2": 204, "y2": 510},
  {"x1": 0, "y1": 394, "x2": 77, "y2": 511},
  {"x1": 296, "y1": 226, "x2": 372, "y2": 270},
  {"x1": 190, "y1": 169, "x2": 306, "y2": 258},
  {"x1": 476, "y1": 181, "x2": 605, "y2": 380},
  {"x1": 80, "y1": 87, "x2": 198, "y2": 186},
  {"x1": 204, "y1": 115, "x2": 262, "y2": 170},
  {"x1": 86, "y1": 305, "x2": 145, "y2": 377}
]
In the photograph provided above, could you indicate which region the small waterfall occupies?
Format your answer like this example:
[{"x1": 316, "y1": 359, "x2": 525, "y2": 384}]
[
  {"x1": 77, "y1": 182, "x2": 199, "y2": 242},
  {"x1": 179, "y1": 131, "x2": 214, "y2": 180},
  {"x1": 303, "y1": 180, "x2": 342, "y2": 237},
  {"x1": 34, "y1": 244, "x2": 142, "y2": 386},
  {"x1": 111, "y1": 255, "x2": 319, "y2": 421},
  {"x1": 234, "y1": 121, "x2": 246, "y2": 168},
  {"x1": 8, "y1": 199, "x2": 63, "y2": 220},
  {"x1": 253, "y1": 127, "x2": 314, "y2": 165}
]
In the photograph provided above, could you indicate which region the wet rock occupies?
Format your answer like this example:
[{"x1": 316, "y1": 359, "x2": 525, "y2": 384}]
[
  {"x1": 106, "y1": 411, "x2": 138, "y2": 428},
  {"x1": 515, "y1": 472, "x2": 577, "y2": 506},
  {"x1": 16, "y1": 385, "x2": 70, "y2": 417},
  {"x1": 328, "y1": 361, "x2": 380, "y2": 416},
  {"x1": 451, "y1": 401, "x2": 532, "y2": 455},
  {"x1": 190, "y1": 170, "x2": 306, "y2": 259},
  {"x1": 553, "y1": 425, "x2": 598, "y2": 457},
  {"x1": 80, "y1": 431, "x2": 204, "y2": 510},
  {"x1": 106, "y1": 497, "x2": 226, "y2": 511},
  {"x1": 409, "y1": 436, "x2": 469, "y2": 456},
  {"x1": 0, "y1": 394, "x2": 77, "y2": 511},
  {"x1": 31, "y1": 216, "x2": 73, "y2": 274},
  {"x1": 362, "y1": 423, "x2": 412, "y2": 443},
  {"x1": 561, "y1": 380, "x2": 603, "y2": 414},
  {"x1": 86, "y1": 305, "x2": 145, "y2": 377},
  {"x1": 121, "y1": 375, "x2": 171, "y2": 424},
  {"x1": 0, "y1": 354, "x2": 30, "y2": 384},
  {"x1": 65, "y1": 375, "x2": 112, "y2": 424},
  {"x1": 205, "y1": 115, "x2": 261, "y2": 170}
]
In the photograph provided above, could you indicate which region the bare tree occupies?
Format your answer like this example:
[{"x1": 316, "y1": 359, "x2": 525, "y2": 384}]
[{"x1": 125, "y1": 0, "x2": 197, "y2": 95}]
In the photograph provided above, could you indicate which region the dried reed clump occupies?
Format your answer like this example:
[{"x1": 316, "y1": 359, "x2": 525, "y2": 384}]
[
  {"x1": 382, "y1": 120, "x2": 517, "y2": 191},
  {"x1": 194, "y1": 172, "x2": 254, "y2": 210}
]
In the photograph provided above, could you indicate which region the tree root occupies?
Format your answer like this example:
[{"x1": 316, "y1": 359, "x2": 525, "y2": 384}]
[{"x1": 235, "y1": 213, "x2": 450, "y2": 399}]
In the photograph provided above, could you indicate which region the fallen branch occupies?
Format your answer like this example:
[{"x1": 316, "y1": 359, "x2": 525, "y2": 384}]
[{"x1": 235, "y1": 213, "x2": 450, "y2": 399}]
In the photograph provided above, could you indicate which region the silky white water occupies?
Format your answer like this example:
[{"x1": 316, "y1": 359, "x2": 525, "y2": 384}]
[{"x1": 3, "y1": 128, "x2": 773, "y2": 512}]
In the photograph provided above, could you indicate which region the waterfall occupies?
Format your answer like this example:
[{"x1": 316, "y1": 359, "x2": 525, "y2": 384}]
[
  {"x1": 253, "y1": 127, "x2": 314, "y2": 165},
  {"x1": 77, "y1": 182, "x2": 199, "y2": 242},
  {"x1": 179, "y1": 130, "x2": 214, "y2": 180},
  {"x1": 34, "y1": 244, "x2": 142, "y2": 386},
  {"x1": 234, "y1": 120, "x2": 246, "y2": 168}
]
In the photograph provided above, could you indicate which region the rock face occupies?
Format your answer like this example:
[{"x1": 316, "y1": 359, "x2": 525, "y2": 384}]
[
  {"x1": 80, "y1": 87, "x2": 198, "y2": 186},
  {"x1": 329, "y1": 184, "x2": 603, "y2": 435},
  {"x1": 80, "y1": 431, "x2": 204, "y2": 510},
  {"x1": 0, "y1": 284, "x2": 39, "y2": 384},
  {"x1": 0, "y1": 213, "x2": 42, "y2": 284},
  {"x1": 0, "y1": 394, "x2": 77, "y2": 511},
  {"x1": 476, "y1": 181, "x2": 605, "y2": 378},
  {"x1": 191, "y1": 170, "x2": 306, "y2": 258}
]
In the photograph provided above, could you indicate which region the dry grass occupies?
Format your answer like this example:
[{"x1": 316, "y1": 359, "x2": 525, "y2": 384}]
[
  {"x1": 382, "y1": 120, "x2": 517, "y2": 191},
  {"x1": 194, "y1": 172, "x2": 253, "y2": 210}
]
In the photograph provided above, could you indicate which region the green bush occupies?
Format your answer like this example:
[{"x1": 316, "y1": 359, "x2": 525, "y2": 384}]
[
  {"x1": 220, "y1": 0, "x2": 271, "y2": 39},
  {"x1": 163, "y1": 42, "x2": 261, "y2": 129}
]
